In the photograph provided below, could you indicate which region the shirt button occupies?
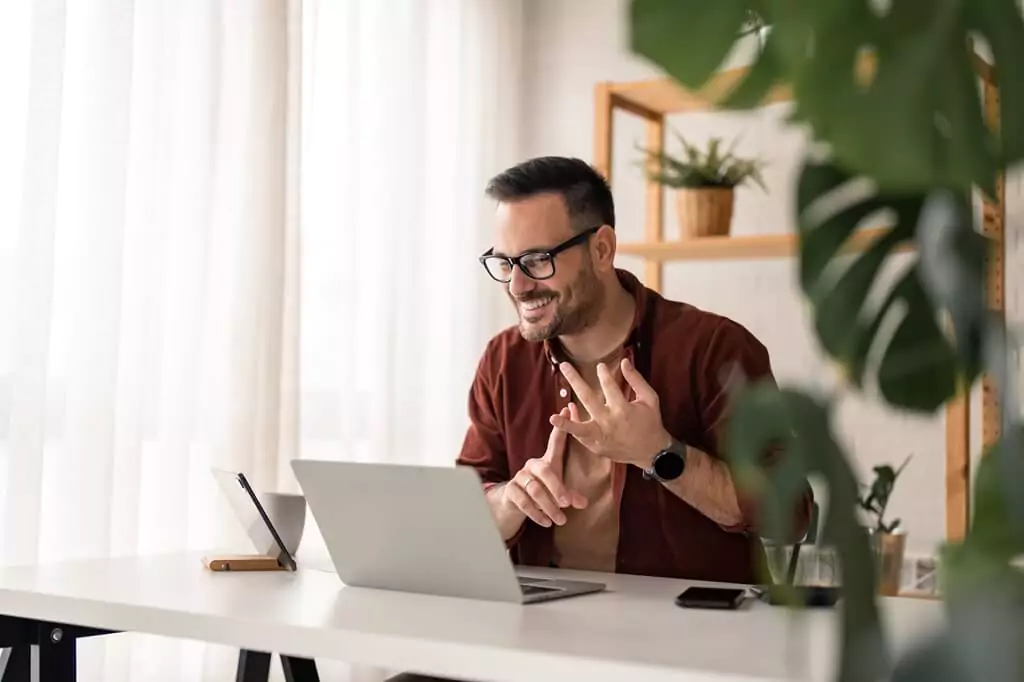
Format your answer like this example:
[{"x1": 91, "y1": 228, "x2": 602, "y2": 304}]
[{"x1": 559, "y1": 388, "x2": 568, "y2": 398}]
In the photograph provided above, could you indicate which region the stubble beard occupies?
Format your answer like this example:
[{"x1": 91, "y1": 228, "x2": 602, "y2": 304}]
[{"x1": 516, "y1": 264, "x2": 603, "y2": 342}]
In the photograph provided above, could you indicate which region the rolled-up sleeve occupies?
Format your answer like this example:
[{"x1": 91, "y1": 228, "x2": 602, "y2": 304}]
[
  {"x1": 456, "y1": 343, "x2": 509, "y2": 488},
  {"x1": 698, "y1": 319, "x2": 813, "y2": 542}
]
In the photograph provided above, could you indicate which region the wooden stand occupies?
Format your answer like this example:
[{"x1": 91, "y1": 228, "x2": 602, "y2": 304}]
[
  {"x1": 594, "y1": 49, "x2": 1004, "y2": 552},
  {"x1": 203, "y1": 554, "x2": 287, "y2": 572}
]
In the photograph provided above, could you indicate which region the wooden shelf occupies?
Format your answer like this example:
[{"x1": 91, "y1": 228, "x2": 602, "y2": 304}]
[
  {"x1": 616, "y1": 228, "x2": 912, "y2": 262},
  {"x1": 609, "y1": 70, "x2": 792, "y2": 119},
  {"x1": 607, "y1": 50, "x2": 995, "y2": 120}
]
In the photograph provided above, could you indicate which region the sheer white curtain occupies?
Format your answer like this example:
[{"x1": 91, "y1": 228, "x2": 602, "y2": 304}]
[
  {"x1": 0, "y1": 0, "x2": 300, "y2": 679},
  {"x1": 0, "y1": 0, "x2": 521, "y2": 678},
  {"x1": 297, "y1": 0, "x2": 522, "y2": 479}
]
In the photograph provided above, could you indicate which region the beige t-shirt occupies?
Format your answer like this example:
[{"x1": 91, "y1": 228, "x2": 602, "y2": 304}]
[{"x1": 551, "y1": 349, "x2": 624, "y2": 572}]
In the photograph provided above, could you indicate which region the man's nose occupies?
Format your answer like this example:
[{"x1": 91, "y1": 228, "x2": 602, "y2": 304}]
[{"x1": 507, "y1": 265, "x2": 534, "y2": 298}]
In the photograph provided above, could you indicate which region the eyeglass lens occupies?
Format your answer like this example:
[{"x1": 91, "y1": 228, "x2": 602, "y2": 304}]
[{"x1": 484, "y1": 253, "x2": 554, "y2": 282}]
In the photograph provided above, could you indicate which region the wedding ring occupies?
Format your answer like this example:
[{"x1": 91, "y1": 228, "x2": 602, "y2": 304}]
[{"x1": 521, "y1": 476, "x2": 535, "y2": 489}]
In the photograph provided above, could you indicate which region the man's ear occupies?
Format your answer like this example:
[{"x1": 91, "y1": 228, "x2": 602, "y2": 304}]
[{"x1": 591, "y1": 225, "x2": 616, "y2": 270}]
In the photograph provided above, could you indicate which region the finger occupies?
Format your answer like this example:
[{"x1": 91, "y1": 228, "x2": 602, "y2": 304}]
[
  {"x1": 518, "y1": 468, "x2": 567, "y2": 524},
  {"x1": 543, "y1": 407, "x2": 570, "y2": 469},
  {"x1": 550, "y1": 420, "x2": 590, "y2": 509},
  {"x1": 622, "y1": 357, "x2": 658, "y2": 406},
  {"x1": 562, "y1": 405, "x2": 591, "y2": 509},
  {"x1": 506, "y1": 482, "x2": 554, "y2": 527},
  {"x1": 549, "y1": 410, "x2": 601, "y2": 443},
  {"x1": 527, "y1": 481, "x2": 567, "y2": 525},
  {"x1": 527, "y1": 459, "x2": 570, "y2": 509},
  {"x1": 568, "y1": 490, "x2": 589, "y2": 510},
  {"x1": 596, "y1": 362, "x2": 628, "y2": 410},
  {"x1": 544, "y1": 405, "x2": 569, "y2": 475},
  {"x1": 558, "y1": 362, "x2": 604, "y2": 417}
]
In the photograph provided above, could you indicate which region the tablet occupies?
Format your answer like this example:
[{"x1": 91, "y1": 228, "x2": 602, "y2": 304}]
[{"x1": 212, "y1": 468, "x2": 297, "y2": 571}]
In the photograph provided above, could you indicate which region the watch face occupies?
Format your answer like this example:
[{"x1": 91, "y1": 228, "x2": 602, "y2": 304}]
[{"x1": 654, "y1": 450, "x2": 685, "y2": 481}]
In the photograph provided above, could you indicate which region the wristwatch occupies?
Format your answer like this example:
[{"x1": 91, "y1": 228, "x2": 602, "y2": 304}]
[{"x1": 644, "y1": 439, "x2": 687, "y2": 482}]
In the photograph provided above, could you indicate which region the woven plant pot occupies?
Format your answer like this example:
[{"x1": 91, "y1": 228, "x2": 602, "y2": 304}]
[
  {"x1": 871, "y1": 528, "x2": 907, "y2": 596},
  {"x1": 674, "y1": 186, "x2": 735, "y2": 239}
]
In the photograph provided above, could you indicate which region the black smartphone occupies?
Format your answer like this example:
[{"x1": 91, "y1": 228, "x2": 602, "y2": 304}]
[{"x1": 675, "y1": 586, "x2": 747, "y2": 610}]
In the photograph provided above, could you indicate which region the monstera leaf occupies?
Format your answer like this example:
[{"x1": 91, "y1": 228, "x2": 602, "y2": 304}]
[
  {"x1": 934, "y1": 510, "x2": 1024, "y2": 682},
  {"x1": 784, "y1": 1, "x2": 999, "y2": 197},
  {"x1": 938, "y1": 432, "x2": 1024, "y2": 682},
  {"x1": 796, "y1": 160, "x2": 988, "y2": 412},
  {"x1": 956, "y1": 426, "x2": 1024, "y2": 564},
  {"x1": 628, "y1": 0, "x2": 749, "y2": 92}
]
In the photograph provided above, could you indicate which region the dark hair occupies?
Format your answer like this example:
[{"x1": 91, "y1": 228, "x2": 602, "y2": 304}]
[{"x1": 484, "y1": 156, "x2": 615, "y2": 232}]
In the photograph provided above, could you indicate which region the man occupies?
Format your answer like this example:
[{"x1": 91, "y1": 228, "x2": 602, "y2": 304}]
[
  {"x1": 385, "y1": 156, "x2": 813, "y2": 682},
  {"x1": 458, "y1": 155, "x2": 812, "y2": 584}
]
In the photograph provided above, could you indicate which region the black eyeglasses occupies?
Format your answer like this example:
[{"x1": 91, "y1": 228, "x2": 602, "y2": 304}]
[{"x1": 479, "y1": 226, "x2": 602, "y2": 283}]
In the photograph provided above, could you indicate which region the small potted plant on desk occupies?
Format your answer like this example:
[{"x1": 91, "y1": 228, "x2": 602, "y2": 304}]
[
  {"x1": 639, "y1": 132, "x2": 766, "y2": 240},
  {"x1": 858, "y1": 455, "x2": 912, "y2": 596}
]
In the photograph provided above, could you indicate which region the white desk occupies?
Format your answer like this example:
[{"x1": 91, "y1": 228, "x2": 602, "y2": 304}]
[{"x1": 0, "y1": 552, "x2": 945, "y2": 682}]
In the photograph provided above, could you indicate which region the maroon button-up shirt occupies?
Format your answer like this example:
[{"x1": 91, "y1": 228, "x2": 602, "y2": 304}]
[{"x1": 457, "y1": 268, "x2": 812, "y2": 584}]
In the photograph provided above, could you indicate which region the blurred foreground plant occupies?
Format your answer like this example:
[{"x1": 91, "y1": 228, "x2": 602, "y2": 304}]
[{"x1": 630, "y1": 2, "x2": 1024, "y2": 681}]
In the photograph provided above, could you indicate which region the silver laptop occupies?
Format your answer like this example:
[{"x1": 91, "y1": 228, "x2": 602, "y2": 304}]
[{"x1": 290, "y1": 459, "x2": 606, "y2": 604}]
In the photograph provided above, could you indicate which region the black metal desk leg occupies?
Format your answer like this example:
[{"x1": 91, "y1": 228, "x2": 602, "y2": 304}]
[
  {"x1": 236, "y1": 650, "x2": 272, "y2": 682},
  {"x1": 37, "y1": 627, "x2": 76, "y2": 682},
  {"x1": 1, "y1": 646, "x2": 32, "y2": 682},
  {"x1": 0, "y1": 618, "x2": 113, "y2": 682},
  {"x1": 281, "y1": 656, "x2": 319, "y2": 682}
]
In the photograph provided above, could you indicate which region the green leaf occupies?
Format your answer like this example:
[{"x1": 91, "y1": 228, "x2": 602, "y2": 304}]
[
  {"x1": 629, "y1": 0, "x2": 749, "y2": 90},
  {"x1": 795, "y1": 162, "x2": 864, "y2": 292},
  {"x1": 719, "y1": 30, "x2": 781, "y2": 109},
  {"x1": 930, "y1": 34, "x2": 1000, "y2": 200},
  {"x1": 725, "y1": 382, "x2": 890, "y2": 682},
  {"x1": 937, "y1": 541, "x2": 1024, "y2": 681},
  {"x1": 638, "y1": 133, "x2": 765, "y2": 189},
  {"x1": 978, "y1": 321, "x2": 1024, "y2": 534},
  {"x1": 965, "y1": 0, "x2": 1024, "y2": 172},
  {"x1": 915, "y1": 190, "x2": 991, "y2": 386},
  {"x1": 769, "y1": 5, "x2": 876, "y2": 148},
  {"x1": 779, "y1": 1, "x2": 998, "y2": 195},
  {"x1": 846, "y1": 0, "x2": 996, "y2": 195},
  {"x1": 891, "y1": 630, "x2": 973, "y2": 682},
  {"x1": 967, "y1": 426, "x2": 1024, "y2": 561},
  {"x1": 874, "y1": 272, "x2": 960, "y2": 408},
  {"x1": 796, "y1": 160, "x2": 985, "y2": 412},
  {"x1": 859, "y1": 456, "x2": 911, "y2": 531},
  {"x1": 946, "y1": 591, "x2": 1024, "y2": 682}
]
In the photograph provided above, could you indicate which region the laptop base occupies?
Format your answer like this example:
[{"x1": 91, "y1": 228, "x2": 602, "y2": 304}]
[{"x1": 516, "y1": 575, "x2": 606, "y2": 603}]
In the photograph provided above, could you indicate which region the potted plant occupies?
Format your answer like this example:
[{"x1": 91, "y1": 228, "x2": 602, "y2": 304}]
[
  {"x1": 858, "y1": 456, "x2": 912, "y2": 596},
  {"x1": 639, "y1": 133, "x2": 766, "y2": 240}
]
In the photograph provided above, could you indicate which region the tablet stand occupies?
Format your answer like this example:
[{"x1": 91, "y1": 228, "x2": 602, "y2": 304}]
[{"x1": 202, "y1": 554, "x2": 288, "y2": 572}]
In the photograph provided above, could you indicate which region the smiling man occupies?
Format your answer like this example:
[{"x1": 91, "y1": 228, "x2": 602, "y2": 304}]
[{"x1": 457, "y1": 155, "x2": 813, "y2": 583}]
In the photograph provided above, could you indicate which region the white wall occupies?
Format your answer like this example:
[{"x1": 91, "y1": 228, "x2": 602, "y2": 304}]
[{"x1": 519, "y1": 0, "x2": 1024, "y2": 556}]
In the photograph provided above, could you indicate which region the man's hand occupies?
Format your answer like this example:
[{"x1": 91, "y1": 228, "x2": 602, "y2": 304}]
[
  {"x1": 497, "y1": 407, "x2": 588, "y2": 530},
  {"x1": 550, "y1": 358, "x2": 671, "y2": 469}
]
